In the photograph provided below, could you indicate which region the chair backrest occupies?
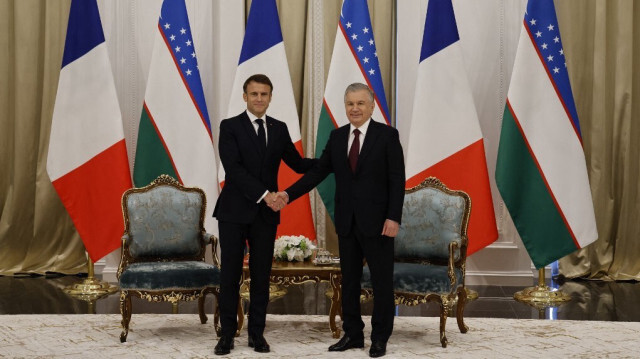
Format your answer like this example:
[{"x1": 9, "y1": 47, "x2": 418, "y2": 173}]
[
  {"x1": 394, "y1": 177, "x2": 470, "y2": 263},
  {"x1": 122, "y1": 175, "x2": 206, "y2": 260}
]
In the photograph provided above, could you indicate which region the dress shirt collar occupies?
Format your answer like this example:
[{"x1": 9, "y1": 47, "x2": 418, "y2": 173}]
[
  {"x1": 349, "y1": 118, "x2": 372, "y2": 137},
  {"x1": 246, "y1": 110, "x2": 265, "y2": 124}
]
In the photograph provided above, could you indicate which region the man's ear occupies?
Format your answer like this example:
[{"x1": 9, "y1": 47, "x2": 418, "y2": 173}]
[{"x1": 243, "y1": 92, "x2": 248, "y2": 103}]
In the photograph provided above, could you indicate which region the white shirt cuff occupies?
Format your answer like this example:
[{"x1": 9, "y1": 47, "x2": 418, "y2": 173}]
[{"x1": 257, "y1": 190, "x2": 269, "y2": 204}]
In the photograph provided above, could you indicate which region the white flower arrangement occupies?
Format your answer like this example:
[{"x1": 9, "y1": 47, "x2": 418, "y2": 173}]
[{"x1": 273, "y1": 235, "x2": 316, "y2": 262}]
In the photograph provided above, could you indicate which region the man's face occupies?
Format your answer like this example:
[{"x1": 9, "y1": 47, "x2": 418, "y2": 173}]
[
  {"x1": 243, "y1": 81, "x2": 272, "y2": 118},
  {"x1": 345, "y1": 89, "x2": 375, "y2": 128}
]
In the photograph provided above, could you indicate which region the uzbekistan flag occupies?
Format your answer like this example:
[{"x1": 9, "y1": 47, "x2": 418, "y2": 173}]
[
  {"x1": 404, "y1": 0, "x2": 498, "y2": 255},
  {"x1": 317, "y1": 0, "x2": 390, "y2": 222},
  {"x1": 47, "y1": 0, "x2": 132, "y2": 262},
  {"x1": 221, "y1": 0, "x2": 315, "y2": 240},
  {"x1": 496, "y1": 0, "x2": 598, "y2": 268},
  {"x1": 133, "y1": 0, "x2": 219, "y2": 234}
]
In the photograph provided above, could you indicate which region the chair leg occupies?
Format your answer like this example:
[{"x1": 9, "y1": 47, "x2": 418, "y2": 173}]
[
  {"x1": 120, "y1": 291, "x2": 132, "y2": 343},
  {"x1": 456, "y1": 288, "x2": 469, "y2": 334},
  {"x1": 439, "y1": 298, "x2": 450, "y2": 348},
  {"x1": 213, "y1": 291, "x2": 221, "y2": 337},
  {"x1": 236, "y1": 297, "x2": 244, "y2": 337},
  {"x1": 198, "y1": 292, "x2": 208, "y2": 324}
]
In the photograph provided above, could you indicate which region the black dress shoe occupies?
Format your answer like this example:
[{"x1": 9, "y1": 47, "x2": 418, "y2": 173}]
[
  {"x1": 248, "y1": 335, "x2": 270, "y2": 353},
  {"x1": 369, "y1": 341, "x2": 387, "y2": 358},
  {"x1": 328, "y1": 335, "x2": 365, "y2": 352},
  {"x1": 214, "y1": 336, "x2": 234, "y2": 355}
]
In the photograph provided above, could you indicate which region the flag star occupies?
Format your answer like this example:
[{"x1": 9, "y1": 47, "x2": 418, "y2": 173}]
[
  {"x1": 164, "y1": 23, "x2": 171, "y2": 29},
  {"x1": 363, "y1": 27, "x2": 369, "y2": 33},
  {"x1": 541, "y1": 43, "x2": 548, "y2": 50},
  {"x1": 175, "y1": 46, "x2": 181, "y2": 52},
  {"x1": 186, "y1": 69, "x2": 192, "y2": 75},
  {"x1": 363, "y1": 57, "x2": 369, "y2": 63},
  {"x1": 351, "y1": 33, "x2": 358, "y2": 40},
  {"x1": 559, "y1": 48, "x2": 564, "y2": 55},
  {"x1": 186, "y1": 39, "x2": 192, "y2": 46},
  {"x1": 191, "y1": 52, "x2": 196, "y2": 58},
  {"x1": 535, "y1": 31, "x2": 542, "y2": 38},
  {"x1": 368, "y1": 39, "x2": 374, "y2": 45},
  {"x1": 357, "y1": 45, "x2": 363, "y2": 52},
  {"x1": 374, "y1": 52, "x2": 377, "y2": 57},
  {"x1": 553, "y1": 36, "x2": 560, "y2": 43},
  {"x1": 553, "y1": 67, "x2": 560, "y2": 73},
  {"x1": 368, "y1": 69, "x2": 375, "y2": 75},
  {"x1": 564, "y1": 62, "x2": 567, "y2": 67},
  {"x1": 547, "y1": 55, "x2": 554, "y2": 62},
  {"x1": 180, "y1": 28, "x2": 187, "y2": 35},
  {"x1": 346, "y1": 22, "x2": 352, "y2": 28},
  {"x1": 547, "y1": 24, "x2": 555, "y2": 31},
  {"x1": 180, "y1": 57, "x2": 186, "y2": 64},
  {"x1": 530, "y1": 18, "x2": 537, "y2": 25},
  {"x1": 170, "y1": 34, "x2": 176, "y2": 41}
]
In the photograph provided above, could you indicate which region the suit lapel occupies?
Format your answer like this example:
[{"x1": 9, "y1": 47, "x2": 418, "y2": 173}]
[
  {"x1": 356, "y1": 119, "x2": 381, "y2": 173},
  {"x1": 240, "y1": 112, "x2": 263, "y2": 157},
  {"x1": 337, "y1": 125, "x2": 351, "y2": 174}
]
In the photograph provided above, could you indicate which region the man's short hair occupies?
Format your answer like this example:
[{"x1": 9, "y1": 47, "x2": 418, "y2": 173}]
[
  {"x1": 243, "y1": 74, "x2": 273, "y2": 93},
  {"x1": 344, "y1": 83, "x2": 374, "y2": 103}
]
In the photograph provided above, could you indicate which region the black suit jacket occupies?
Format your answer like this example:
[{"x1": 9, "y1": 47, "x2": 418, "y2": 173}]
[
  {"x1": 286, "y1": 119, "x2": 405, "y2": 237},
  {"x1": 213, "y1": 111, "x2": 316, "y2": 225}
]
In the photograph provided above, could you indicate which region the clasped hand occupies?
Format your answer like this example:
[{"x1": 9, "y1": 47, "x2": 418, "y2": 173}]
[{"x1": 265, "y1": 192, "x2": 289, "y2": 212}]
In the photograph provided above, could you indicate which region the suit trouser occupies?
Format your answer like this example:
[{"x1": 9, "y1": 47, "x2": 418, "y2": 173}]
[
  {"x1": 339, "y1": 221, "x2": 395, "y2": 343},
  {"x1": 218, "y1": 215, "x2": 277, "y2": 338}
]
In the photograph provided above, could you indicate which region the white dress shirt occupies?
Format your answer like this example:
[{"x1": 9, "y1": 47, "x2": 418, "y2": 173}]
[
  {"x1": 348, "y1": 118, "x2": 372, "y2": 155},
  {"x1": 246, "y1": 110, "x2": 270, "y2": 203},
  {"x1": 246, "y1": 110, "x2": 268, "y2": 144}
]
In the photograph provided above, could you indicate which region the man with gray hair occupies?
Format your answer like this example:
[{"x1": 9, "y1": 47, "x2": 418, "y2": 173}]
[{"x1": 277, "y1": 83, "x2": 405, "y2": 357}]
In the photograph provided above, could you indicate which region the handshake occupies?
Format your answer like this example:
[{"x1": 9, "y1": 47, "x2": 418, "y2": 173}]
[{"x1": 264, "y1": 191, "x2": 289, "y2": 212}]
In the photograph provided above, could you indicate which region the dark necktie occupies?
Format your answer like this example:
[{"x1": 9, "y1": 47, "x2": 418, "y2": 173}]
[
  {"x1": 349, "y1": 128, "x2": 361, "y2": 173},
  {"x1": 256, "y1": 118, "x2": 267, "y2": 153}
]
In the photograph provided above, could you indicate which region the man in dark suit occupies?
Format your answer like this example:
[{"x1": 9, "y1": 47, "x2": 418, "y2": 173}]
[
  {"x1": 213, "y1": 74, "x2": 316, "y2": 355},
  {"x1": 279, "y1": 83, "x2": 405, "y2": 358}
]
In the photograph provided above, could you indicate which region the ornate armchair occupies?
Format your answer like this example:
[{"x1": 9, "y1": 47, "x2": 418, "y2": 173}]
[
  {"x1": 361, "y1": 177, "x2": 471, "y2": 347},
  {"x1": 117, "y1": 175, "x2": 231, "y2": 342}
]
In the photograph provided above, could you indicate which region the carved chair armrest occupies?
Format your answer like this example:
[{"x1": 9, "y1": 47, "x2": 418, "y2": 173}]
[
  {"x1": 117, "y1": 234, "x2": 130, "y2": 280},
  {"x1": 202, "y1": 232, "x2": 220, "y2": 267}
]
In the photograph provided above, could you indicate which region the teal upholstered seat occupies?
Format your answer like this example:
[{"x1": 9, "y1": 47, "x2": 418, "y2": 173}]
[
  {"x1": 119, "y1": 260, "x2": 220, "y2": 291},
  {"x1": 117, "y1": 175, "x2": 230, "y2": 343},
  {"x1": 362, "y1": 263, "x2": 463, "y2": 295},
  {"x1": 361, "y1": 177, "x2": 471, "y2": 348}
]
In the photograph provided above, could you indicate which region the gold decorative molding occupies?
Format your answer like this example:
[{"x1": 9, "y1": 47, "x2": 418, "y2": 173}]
[{"x1": 136, "y1": 290, "x2": 202, "y2": 303}]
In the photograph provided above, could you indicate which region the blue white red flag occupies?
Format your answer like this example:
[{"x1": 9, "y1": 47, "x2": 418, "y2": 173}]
[
  {"x1": 404, "y1": 0, "x2": 498, "y2": 255},
  {"x1": 47, "y1": 0, "x2": 132, "y2": 262}
]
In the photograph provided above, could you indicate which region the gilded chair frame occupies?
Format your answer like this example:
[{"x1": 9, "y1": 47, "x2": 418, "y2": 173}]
[
  {"x1": 361, "y1": 177, "x2": 471, "y2": 347},
  {"x1": 116, "y1": 175, "x2": 240, "y2": 342}
]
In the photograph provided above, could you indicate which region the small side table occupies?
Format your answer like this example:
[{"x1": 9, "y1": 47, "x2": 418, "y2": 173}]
[{"x1": 241, "y1": 260, "x2": 342, "y2": 338}]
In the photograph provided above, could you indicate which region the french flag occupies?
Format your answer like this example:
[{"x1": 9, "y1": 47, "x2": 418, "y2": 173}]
[
  {"x1": 220, "y1": 0, "x2": 315, "y2": 240},
  {"x1": 404, "y1": 0, "x2": 498, "y2": 255},
  {"x1": 47, "y1": 0, "x2": 132, "y2": 262}
]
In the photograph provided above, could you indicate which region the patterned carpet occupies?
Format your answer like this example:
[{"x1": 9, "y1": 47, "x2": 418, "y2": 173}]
[{"x1": 1, "y1": 314, "x2": 638, "y2": 358}]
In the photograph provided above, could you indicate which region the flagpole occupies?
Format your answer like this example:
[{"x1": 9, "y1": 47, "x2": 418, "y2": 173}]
[
  {"x1": 64, "y1": 251, "x2": 118, "y2": 302},
  {"x1": 514, "y1": 268, "x2": 570, "y2": 309}
]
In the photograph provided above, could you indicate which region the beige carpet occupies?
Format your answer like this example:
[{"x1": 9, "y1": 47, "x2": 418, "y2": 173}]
[{"x1": 1, "y1": 314, "x2": 638, "y2": 358}]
